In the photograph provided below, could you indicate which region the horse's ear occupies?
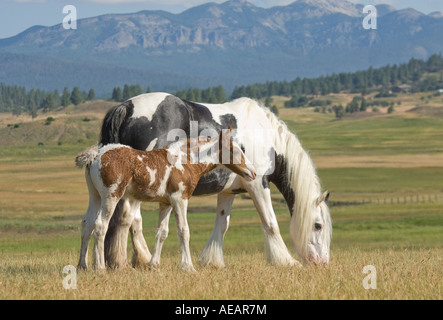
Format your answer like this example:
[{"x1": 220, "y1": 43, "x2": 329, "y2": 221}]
[{"x1": 317, "y1": 191, "x2": 330, "y2": 206}]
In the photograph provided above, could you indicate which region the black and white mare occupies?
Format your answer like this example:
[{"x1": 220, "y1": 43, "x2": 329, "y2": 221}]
[{"x1": 100, "y1": 92, "x2": 331, "y2": 268}]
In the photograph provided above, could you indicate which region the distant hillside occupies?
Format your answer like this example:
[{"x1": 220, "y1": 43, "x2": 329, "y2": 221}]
[
  {"x1": 1, "y1": 54, "x2": 442, "y2": 120},
  {"x1": 2, "y1": 88, "x2": 443, "y2": 150},
  {"x1": 0, "y1": 100, "x2": 115, "y2": 147},
  {"x1": 0, "y1": 0, "x2": 443, "y2": 93}
]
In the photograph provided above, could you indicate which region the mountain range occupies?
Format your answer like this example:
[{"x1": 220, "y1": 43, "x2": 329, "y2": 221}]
[{"x1": 1, "y1": 0, "x2": 443, "y2": 94}]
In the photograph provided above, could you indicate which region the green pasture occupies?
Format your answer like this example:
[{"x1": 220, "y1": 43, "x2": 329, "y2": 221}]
[
  {"x1": 319, "y1": 167, "x2": 443, "y2": 195},
  {"x1": 0, "y1": 151, "x2": 442, "y2": 257},
  {"x1": 291, "y1": 117, "x2": 443, "y2": 156},
  {"x1": 0, "y1": 99, "x2": 442, "y2": 300}
]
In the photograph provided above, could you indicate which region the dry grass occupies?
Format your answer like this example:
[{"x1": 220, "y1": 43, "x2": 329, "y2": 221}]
[
  {"x1": 0, "y1": 100, "x2": 115, "y2": 127},
  {"x1": 0, "y1": 248, "x2": 441, "y2": 300}
]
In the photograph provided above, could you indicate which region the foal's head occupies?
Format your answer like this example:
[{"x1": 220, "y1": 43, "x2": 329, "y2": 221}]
[
  {"x1": 218, "y1": 126, "x2": 256, "y2": 181},
  {"x1": 167, "y1": 126, "x2": 256, "y2": 181}
]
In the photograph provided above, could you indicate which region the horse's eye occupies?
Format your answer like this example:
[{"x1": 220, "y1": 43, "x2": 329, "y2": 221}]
[{"x1": 314, "y1": 223, "x2": 322, "y2": 231}]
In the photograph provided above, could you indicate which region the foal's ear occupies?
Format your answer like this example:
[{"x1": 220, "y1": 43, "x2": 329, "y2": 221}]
[
  {"x1": 317, "y1": 191, "x2": 330, "y2": 206},
  {"x1": 226, "y1": 125, "x2": 234, "y2": 138},
  {"x1": 221, "y1": 126, "x2": 233, "y2": 141}
]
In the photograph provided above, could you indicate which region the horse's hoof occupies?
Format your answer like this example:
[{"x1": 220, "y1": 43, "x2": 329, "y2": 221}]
[
  {"x1": 291, "y1": 260, "x2": 303, "y2": 268},
  {"x1": 77, "y1": 264, "x2": 88, "y2": 271}
]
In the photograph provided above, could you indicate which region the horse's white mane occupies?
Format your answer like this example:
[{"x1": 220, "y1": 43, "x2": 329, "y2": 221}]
[{"x1": 255, "y1": 101, "x2": 332, "y2": 261}]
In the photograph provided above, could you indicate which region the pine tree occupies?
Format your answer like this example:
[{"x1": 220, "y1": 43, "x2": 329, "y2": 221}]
[
  {"x1": 87, "y1": 88, "x2": 95, "y2": 101},
  {"x1": 112, "y1": 87, "x2": 123, "y2": 102},
  {"x1": 29, "y1": 104, "x2": 37, "y2": 119},
  {"x1": 129, "y1": 85, "x2": 142, "y2": 97},
  {"x1": 360, "y1": 98, "x2": 368, "y2": 112},
  {"x1": 201, "y1": 88, "x2": 212, "y2": 102},
  {"x1": 71, "y1": 87, "x2": 83, "y2": 105},
  {"x1": 192, "y1": 88, "x2": 202, "y2": 102},
  {"x1": 41, "y1": 93, "x2": 55, "y2": 112},
  {"x1": 270, "y1": 105, "x2": 279, "y2": 116},
  {"x1": 53, "y1": 90, "x2": 60, "y2": 108},
  {"x1": 213, "y1": 85, "x2": 227, "y2": 103},
  {"x1": 61, "y1": 88, "x2": 71, "y2": 107},
  {"x1": 332, "y1": 104, "x2": 345, "y2": 119},
  {"x1": 12, "y1": 104, "x2": 22, "y2": 116},
  {"x1": 123, "y1": 84, "x2": 130, "y2": 101}
]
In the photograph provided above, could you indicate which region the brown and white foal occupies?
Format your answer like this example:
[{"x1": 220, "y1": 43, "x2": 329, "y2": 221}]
[{"x1": 75, "y1": 127, "x2": 256, "y2": 271}]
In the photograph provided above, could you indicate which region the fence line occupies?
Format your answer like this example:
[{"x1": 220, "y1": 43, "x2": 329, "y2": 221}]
[{"x1": 329, "y1": 194, "x2": 443, "y2": 207}]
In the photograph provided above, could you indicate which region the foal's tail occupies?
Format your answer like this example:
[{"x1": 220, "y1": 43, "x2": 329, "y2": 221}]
[{"x1": 75, "y1": 146, "x2": 98, "y2": 169}]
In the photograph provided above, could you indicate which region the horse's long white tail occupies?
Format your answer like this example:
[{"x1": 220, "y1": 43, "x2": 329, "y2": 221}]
[{"x1": 75, "y1": 146, "x2": 98, "y2": 169}]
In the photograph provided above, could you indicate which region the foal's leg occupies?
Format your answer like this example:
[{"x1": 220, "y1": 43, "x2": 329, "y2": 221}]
[
  {"x1": 199, "y1": 193, "x2": 235, "y2": 268},
  {"x1": 244, "y1": 179, "x2": 302, "y2": 267},
  {"x1": 93, "y1": 197, "x2": 119, "y2": 270},
  {"x1": 149, "y1": 202, "x2": 172, "y2": 269},
  {"x1": 171, "y1": 199, "x2": 195, "y2": 272},
  {"x1": 78, "y1": 168, "x2": 101, "y2": 270},
  {"x1": 130, "y1": 202, "x2": 152, "y2": 268},
  {"x1": 78, "y1": 192, "x2": 101, "y2": 270}
]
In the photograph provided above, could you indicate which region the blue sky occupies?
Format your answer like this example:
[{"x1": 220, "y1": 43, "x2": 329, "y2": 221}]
[{"x1": 0, "y1": 0, "x2": 442, "y2": 39}]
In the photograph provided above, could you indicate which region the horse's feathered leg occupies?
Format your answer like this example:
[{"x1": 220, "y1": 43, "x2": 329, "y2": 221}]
[
  {"x1": 199, "y1": 193, "x2": 235, "y2": 268},
  {"x1": 244, "y1": 179, "x2": 302, "y2": 267},
  {"x1": 104, "y1": 200, "x2": 129, "y2": 268}
]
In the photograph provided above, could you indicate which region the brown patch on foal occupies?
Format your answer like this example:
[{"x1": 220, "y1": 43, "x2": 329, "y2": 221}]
[
  {"x1": 167, "y1": 162, "x2": 215, "y2": 199},
  {"x1": 100, "y1": 148, "x2": 133, "y2": 199},
  {"x1": 132, "y1": 149, "x2": 169, "y2": 200}
]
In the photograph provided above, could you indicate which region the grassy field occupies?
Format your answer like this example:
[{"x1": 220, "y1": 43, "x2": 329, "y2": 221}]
[{"x1": 0, "y1": 95, "x2": 442, "y2": 300}]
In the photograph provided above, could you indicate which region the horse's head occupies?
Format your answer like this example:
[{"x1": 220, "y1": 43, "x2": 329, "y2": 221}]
[
  {"x1": 218, "y1": 126, "x2": 256, "y2": 181},
  {"x1": 290, "y1": 190, "x2": 332, "y2": 265},
  {"x1": 307, "y1": 191, "x2": 331, "y2": 264}
]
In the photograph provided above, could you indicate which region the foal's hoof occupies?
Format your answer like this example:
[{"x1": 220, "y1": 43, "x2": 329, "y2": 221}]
[
  {"x1": 181, "y1": 264, "x2": 197, "y2": 273},
  {"x1": 148, "y1": 261, "x2": 160, "y2": 271}
]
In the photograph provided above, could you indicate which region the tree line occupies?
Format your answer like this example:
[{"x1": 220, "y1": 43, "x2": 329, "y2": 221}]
[
  {"x1": 1, "y1": 54, "x2": 442, "y2": 118},
  {"x1": 0, "y1": 85, "x2": 95, "y2": 118},
  {"x1": 110, "y1": 84, "x2": 228, "y2": 104},
  {"x1": 232, "y1": 54, "x2": 443, "y2": 99}
]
